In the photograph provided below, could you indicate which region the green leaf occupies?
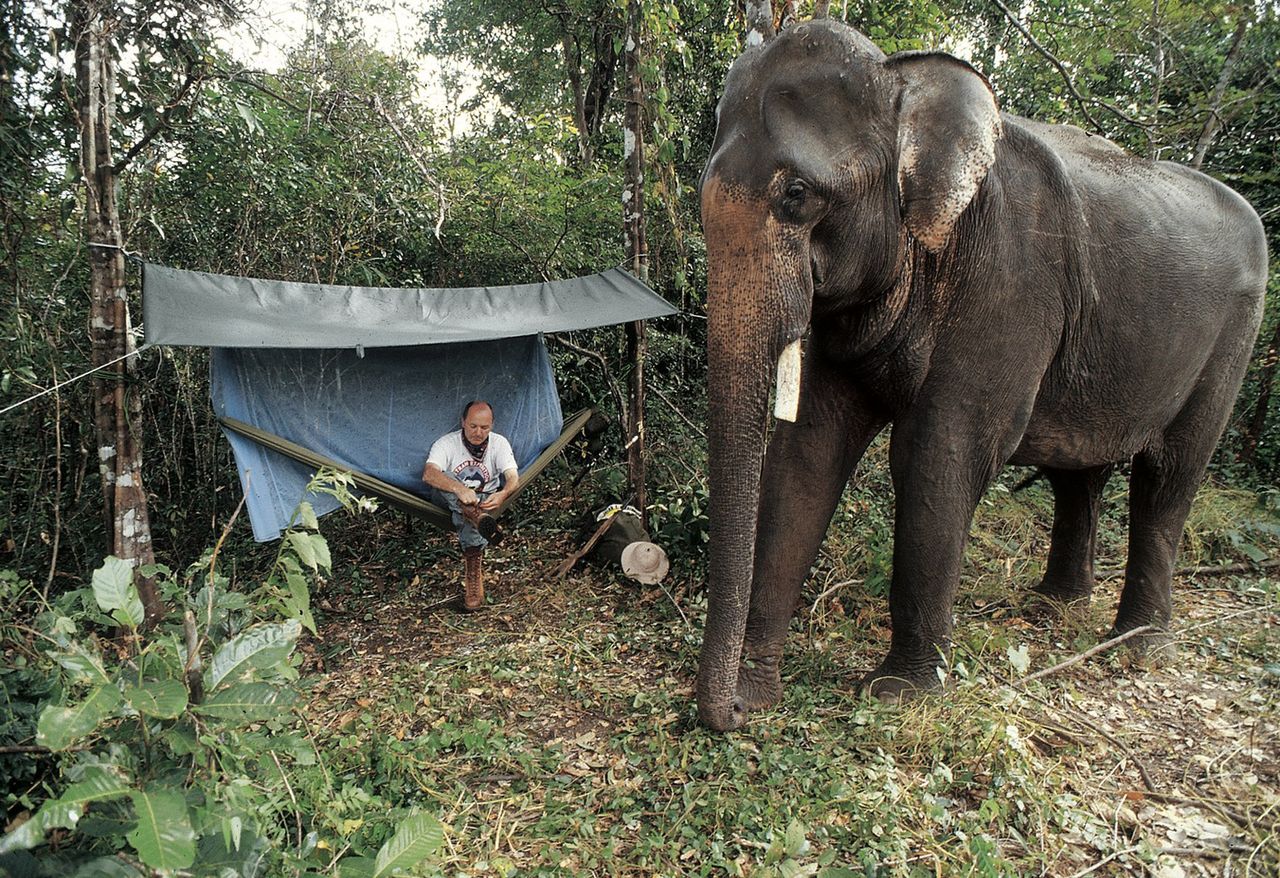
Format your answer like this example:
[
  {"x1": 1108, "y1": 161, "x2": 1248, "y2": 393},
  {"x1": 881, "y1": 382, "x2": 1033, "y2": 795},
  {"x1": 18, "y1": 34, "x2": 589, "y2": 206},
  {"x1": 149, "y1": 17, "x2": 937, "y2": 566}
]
[
  {"x1": 92, "y1": 557, "x2": 144, "y2": 626},
  {"x1": 287, "y1": 531, "x2": 331, "y2": 572},
  {"x1": 0, "y1": 812, "x2": 48, "y2": 854},
  {"x1": 205, "y1": 620, "x2": 302, "y2": 690},
  {"x1": 35, "y1": 765, "x2": 134, "y2": 836},
  {"x1": 1007, "y1": 643, "x2": 1031, "y2": 675},
  {"x1": 371, "y1": 812, "x2": 443, "y2": 878},
  {"x1": 784, "y1": 820, "x2": 808, "y2": 857},
  {"x1": 72, "y1": 856, "x2": 148, "y2": 877},
  {"x1": 287, "y1": 532, "x2": 318, "y2": 569},
  {"x1": 297, "y1": 501, "x2": 319, "y2": 530},
  {"x1": 54, "y1": 643, "x2": 111, "y2": 685},
  {"x1": 338, "y1": 857, "x2": 377, "y2": 878},
  {"x1": 125, "y1": 680, "x2": 188, "y2": 719},
  {"x1": 194, "y1": 682, "x2": 297, "y2": 723},
  {"x1": 36, "y1": 684, "x2": 123, "y2": 750},
  {"x1": 196, "y1": 829, "x2": 268, "y2": 877},
  {"x1": 127, "y1": 789, "x2": 196, "y2": 871}
]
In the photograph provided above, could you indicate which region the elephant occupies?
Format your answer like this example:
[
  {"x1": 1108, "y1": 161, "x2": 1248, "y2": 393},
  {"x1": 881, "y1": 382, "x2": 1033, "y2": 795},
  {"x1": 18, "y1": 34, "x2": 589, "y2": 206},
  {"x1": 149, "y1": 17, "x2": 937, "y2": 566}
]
[{"x1": 695, "y1": 18, "x2": 1268, "y2": 732}]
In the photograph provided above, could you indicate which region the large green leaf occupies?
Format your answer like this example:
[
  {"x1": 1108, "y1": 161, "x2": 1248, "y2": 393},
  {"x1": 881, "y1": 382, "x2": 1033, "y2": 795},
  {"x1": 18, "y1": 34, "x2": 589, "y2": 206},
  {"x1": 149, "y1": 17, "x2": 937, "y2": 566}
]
[
  {"x1": 54, "y1": 643, "x2": 111, "y2": 685},
  {"x1": 72, "y1": 856, "x2": 148, "y2": 877},
  {"x1": 127, "y1": 789, "x2": 195, "y2": 872},
  {"x1": 125, "y1": 680, "x2": 189, "y2": 719},
  {"x1": 194, "y1": 682, "x2": 296, "y2": 724},
  {"x1": 204, "y1": 620, "x2": 301, "y2": 691},
  {"x1": 4, "y1": 764, "x2": 137, "y2": 851},
  {"x1": 0, "y1": 813, "x2": 47, "y2": 854},
  {"x1": 337, "y1": 857, "x2": 377, "y2": 878},
  {"x1": 36, "y1": 684, "x2": 122, "y2": 751},
  {"x1": 92, "y1": 556, "x2": 144, "y2": 627},
  {"x1": 371, "y1": 812, "x2": 443, "y2": 878},
  {"x1": 195, "y1": 829, "x2": 268, "y2": 878},
  {"x1": 286, "y1": 531, "x2": 330, "y2": 571}
]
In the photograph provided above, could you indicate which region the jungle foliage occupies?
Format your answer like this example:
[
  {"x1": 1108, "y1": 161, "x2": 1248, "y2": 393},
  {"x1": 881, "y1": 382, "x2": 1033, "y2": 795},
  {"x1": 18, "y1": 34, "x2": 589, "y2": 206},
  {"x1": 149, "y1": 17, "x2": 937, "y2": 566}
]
[{"x1": 1, "y1": 0, "x2": 1278, "y2": 875}]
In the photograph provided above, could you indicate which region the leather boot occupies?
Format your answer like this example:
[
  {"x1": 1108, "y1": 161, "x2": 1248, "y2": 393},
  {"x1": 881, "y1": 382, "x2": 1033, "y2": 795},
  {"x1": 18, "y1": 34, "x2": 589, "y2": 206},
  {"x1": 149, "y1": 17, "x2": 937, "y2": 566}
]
[
  {"x1": 459, "y1": 504, "x2": 498, "y2": 540},
  {"x1": 462, "y1": 547, "x2": 484, "y2": 611}
]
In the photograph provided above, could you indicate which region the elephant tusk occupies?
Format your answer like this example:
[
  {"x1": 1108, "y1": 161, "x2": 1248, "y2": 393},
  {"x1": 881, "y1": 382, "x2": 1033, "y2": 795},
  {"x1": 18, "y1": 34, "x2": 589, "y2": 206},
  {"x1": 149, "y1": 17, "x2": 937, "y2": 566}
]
[{"x1": 773, "y1": 338, "x2": 803, "y2": 422}]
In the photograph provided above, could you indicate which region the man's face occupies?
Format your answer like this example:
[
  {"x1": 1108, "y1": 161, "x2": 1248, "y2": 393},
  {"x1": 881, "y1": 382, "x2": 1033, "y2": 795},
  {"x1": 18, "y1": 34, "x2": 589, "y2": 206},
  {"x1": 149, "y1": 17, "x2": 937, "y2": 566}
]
[{"x1": 462, "y1": 404, "x2": 493, "y2": 447}]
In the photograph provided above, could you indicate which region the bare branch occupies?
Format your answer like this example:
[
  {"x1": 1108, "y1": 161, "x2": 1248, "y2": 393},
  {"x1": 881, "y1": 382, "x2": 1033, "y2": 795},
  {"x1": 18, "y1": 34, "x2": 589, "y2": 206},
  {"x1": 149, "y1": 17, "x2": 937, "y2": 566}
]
[
  {"x1": 1190, "y1": 17, "x2": 1250, "y2": 169},
  {"x1": 988, "y1": 0, "x2": 1148, "y2": 135},
  {"x1": 112, "y1": 61, "x2": 204, "y2": 174},
  {"x1": 369, "y1": 94, "x2": 448, "y2": 239}
]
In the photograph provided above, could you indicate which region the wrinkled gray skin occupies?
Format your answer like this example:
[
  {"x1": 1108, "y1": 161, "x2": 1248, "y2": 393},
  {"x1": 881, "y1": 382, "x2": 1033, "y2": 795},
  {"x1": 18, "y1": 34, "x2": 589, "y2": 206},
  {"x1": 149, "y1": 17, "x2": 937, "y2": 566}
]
[{"x1": 696, "y1": 20, "x2": 1268, "y2": 732}]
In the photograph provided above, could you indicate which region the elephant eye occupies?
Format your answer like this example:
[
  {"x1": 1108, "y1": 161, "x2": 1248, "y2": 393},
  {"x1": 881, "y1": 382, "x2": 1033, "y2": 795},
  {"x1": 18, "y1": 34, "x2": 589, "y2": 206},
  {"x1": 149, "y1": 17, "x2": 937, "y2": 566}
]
[{"x1": 785, "y1": 180, "x2": 807, "y2": 200}]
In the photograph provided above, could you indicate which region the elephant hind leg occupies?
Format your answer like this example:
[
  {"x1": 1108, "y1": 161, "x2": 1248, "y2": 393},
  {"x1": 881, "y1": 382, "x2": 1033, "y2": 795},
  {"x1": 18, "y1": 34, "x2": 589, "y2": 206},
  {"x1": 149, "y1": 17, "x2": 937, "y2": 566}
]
[
  {"x1": 1114, "y1": 366, "x2": 1247, "y2": 656},
  {"x1": 1033, "y1": 465, "x2": 1113, "y2": 607},
  {"x1": 1112, "y1": 450, "x2": 1199, "y2": 660}
]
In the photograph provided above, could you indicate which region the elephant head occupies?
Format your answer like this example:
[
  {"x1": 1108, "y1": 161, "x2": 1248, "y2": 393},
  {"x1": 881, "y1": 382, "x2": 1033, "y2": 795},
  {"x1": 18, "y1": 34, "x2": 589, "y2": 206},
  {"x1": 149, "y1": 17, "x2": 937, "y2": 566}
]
[{"x1": 696, "y1": 21, "x2": 1001, "y2": 731}]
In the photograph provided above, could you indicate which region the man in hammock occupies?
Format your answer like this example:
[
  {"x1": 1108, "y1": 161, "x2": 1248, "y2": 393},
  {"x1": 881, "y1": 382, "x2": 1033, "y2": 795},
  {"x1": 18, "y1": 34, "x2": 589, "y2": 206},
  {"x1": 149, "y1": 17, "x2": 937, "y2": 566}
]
[{"x1": 422, "y1": 400, "x2": 520, "y2": 610}]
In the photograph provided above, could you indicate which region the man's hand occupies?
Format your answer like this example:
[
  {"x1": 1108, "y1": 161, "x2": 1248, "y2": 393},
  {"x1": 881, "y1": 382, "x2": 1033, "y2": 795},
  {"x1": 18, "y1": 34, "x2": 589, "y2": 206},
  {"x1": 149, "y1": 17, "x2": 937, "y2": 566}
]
[
  {"x1": 478, "y1": 491, "x2": 506, "y2": 511},
  {"x1": 456, "y1": 486, "x2": 480, "y2": 506}
]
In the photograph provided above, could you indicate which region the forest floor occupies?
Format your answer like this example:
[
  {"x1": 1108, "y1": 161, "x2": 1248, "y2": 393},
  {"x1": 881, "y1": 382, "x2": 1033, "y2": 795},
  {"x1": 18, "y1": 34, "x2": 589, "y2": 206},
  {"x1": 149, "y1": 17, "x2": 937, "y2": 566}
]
[{"x1": 295, "y1": 473, "x2": 1280, "y2": 878}]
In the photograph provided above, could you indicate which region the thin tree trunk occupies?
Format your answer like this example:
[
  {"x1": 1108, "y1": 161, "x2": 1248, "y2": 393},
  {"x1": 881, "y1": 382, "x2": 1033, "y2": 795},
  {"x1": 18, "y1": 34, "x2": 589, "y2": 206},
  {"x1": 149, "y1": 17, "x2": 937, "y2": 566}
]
[
  {"x1": 561, "y1": 30, "x2": 593, "y2": 166},
  {"x1": 744, "y1": 1, "x2": 774, "y2": 45},
  {"x1": 75, "y1": 0, "x2": 160, "y2": 625},
  {"x1": 1147, "y1": 0, "x2": 1164, "y2": 159},
  {"x1": 623, "y1": 0, "x2": 647, "y2": 518},
  {"x1": 1238, "y1": 315, "x2": 1280, "y2": 467},
  {"x1": 1190, "y1": 17, "x2": 1249, "y2": 170}
]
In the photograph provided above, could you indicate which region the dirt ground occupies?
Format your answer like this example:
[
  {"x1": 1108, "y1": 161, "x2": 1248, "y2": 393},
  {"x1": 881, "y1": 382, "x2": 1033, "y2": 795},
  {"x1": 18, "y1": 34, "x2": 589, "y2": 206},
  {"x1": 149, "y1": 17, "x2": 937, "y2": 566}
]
[{"x1": 299, "y1": 516, "x2": 1279, "y2": 876}]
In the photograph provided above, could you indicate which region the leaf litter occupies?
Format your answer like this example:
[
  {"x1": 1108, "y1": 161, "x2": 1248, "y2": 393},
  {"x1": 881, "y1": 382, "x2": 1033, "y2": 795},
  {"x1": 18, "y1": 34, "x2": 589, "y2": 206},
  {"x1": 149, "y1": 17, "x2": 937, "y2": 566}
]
[{"x1": 296, "y1": 497, "x2": 1278, "y2": 877}]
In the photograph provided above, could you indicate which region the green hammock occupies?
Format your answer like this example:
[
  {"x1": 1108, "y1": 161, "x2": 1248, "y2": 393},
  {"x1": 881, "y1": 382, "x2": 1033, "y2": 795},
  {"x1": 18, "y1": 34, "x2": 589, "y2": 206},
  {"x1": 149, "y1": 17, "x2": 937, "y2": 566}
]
[{"x1": 219, "y1": 408, "x2": 595, "y2": 532}]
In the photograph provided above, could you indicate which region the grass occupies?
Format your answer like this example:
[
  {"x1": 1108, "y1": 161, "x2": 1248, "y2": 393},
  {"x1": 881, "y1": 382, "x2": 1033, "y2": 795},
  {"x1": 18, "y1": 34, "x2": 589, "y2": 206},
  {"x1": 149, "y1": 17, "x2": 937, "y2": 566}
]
[{"x1": 288, "y1": 455, "x2": 1280, "y2": 877}]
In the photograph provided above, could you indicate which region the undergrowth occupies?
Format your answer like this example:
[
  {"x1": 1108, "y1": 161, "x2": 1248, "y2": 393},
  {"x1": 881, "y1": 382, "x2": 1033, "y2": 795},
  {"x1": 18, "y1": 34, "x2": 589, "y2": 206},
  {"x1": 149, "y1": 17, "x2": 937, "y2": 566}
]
[{"x1": 4, "y1": 459, "x2": 1278, "y2": 876}]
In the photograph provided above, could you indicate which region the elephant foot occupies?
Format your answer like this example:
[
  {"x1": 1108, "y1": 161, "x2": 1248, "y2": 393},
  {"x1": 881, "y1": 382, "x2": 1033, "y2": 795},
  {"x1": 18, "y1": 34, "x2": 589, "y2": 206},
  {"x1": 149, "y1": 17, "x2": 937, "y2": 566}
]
[
  {"x1": 1027, "y1": 579, "x2": 1093, "y2": 623},
  {"x1": 859, "y1": 661, "x2": 942, "y2": 704},
  {"x1": 1031, "y1": 576, "x2": 1093, "y2": 604},
  {"x1": 1107, "y1": 623, "x2": 1176, "y2": 667},
  {"x1": 736, "y1": 653, "x2": 783, "y2": 711}
]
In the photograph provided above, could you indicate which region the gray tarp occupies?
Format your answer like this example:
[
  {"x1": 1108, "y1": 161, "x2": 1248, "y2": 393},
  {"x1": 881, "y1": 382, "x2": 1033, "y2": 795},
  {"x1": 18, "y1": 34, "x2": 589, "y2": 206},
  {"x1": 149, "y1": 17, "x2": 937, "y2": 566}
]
[
  {"x1": 141, "y1": 261, "x2": 677, "y2": 541},
  {"x1": 143, "y1": 263, "x2": 676, "y2": 347}
]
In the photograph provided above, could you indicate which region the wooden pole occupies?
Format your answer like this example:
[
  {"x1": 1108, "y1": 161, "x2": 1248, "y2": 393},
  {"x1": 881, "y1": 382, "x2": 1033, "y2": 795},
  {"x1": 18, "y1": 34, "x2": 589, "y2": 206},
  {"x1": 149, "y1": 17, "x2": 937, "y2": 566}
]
[{"x1": 623, "y1": 0, "x2": 648, "y2": 518}]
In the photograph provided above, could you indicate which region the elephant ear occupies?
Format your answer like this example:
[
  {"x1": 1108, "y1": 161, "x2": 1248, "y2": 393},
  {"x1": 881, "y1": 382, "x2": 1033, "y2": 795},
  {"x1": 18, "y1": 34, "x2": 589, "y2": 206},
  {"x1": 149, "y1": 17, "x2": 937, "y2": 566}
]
[{"x1": 888, "y1": 52, "x2": 1002, "y2": 253}]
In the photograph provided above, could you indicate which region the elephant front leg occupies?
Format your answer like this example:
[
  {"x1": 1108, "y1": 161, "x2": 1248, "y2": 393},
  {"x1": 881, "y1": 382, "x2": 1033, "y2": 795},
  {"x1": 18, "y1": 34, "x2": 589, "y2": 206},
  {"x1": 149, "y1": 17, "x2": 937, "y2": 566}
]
[
  {"x1": 1033, "y1": 465, "x2": 1113, "y2": 607},
  {"x1": 739, "y1": 371, "x2": 885, "y2": 711},
  {"x1": 863, "y1": 422, "x2": 998, "y2": 702}
]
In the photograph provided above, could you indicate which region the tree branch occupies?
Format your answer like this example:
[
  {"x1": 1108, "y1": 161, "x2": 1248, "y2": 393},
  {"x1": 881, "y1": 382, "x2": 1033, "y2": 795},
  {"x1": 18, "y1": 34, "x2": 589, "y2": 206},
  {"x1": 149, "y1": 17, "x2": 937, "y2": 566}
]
[
  {"x1": 369, "y1": 94, "x2": 447, "y2": 239},
  {"x1": 988, "y1": 0, "x2": 1148, "y2": 135},
  {"x1": 112, "y1": 61, "x2": 204, "y2": 174},
  {"x1": 1190, "y1": 17, "x2": 1250, "y2": 169}
]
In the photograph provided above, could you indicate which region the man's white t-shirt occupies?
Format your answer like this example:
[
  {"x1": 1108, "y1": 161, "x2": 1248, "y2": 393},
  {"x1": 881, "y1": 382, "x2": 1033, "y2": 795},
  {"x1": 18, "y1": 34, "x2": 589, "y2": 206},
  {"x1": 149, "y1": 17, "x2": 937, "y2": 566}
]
[{"x1": 426, "y1": 431, "x2": 517, "y2": 495}]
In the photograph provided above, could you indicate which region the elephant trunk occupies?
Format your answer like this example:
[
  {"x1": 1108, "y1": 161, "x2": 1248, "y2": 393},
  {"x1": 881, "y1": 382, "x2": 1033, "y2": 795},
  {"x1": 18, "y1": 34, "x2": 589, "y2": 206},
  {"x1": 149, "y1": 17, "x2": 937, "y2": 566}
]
[{"x1": 698, "y1": 180, "x2": 811, "y2": 731}]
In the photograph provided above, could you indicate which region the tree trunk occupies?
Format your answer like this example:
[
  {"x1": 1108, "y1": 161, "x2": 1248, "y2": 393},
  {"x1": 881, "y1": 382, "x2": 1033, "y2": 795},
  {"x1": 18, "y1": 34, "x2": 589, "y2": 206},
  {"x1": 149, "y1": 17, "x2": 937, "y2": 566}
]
[
  {"x1": 74, "y1": 0, "x2": 161, "y2": 625},
  {"x1": 1238, "y1": 314, "x2": 1280, "y2": 467},
  {"x1": 560, "y1": 30, "x2": 593, "y2": 166},
  {"x1": 1190, "y1": 17, "x2": 1249, "y2": 169},
  {"x1": 1147, "y1": 0, "x2": 1164, "y2": 159},
  {"x1": 623, "y1": 0, "x2": 647, "y2": 518},
  {"x1": 744, "y1": 1, "x2": 775, "y2": 45}
]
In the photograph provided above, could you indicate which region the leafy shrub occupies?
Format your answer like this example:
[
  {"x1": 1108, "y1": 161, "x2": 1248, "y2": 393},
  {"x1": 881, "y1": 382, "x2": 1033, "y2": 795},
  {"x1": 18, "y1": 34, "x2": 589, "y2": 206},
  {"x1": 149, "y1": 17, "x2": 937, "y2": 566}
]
[{"x1": 0, "y1": 475, "x2": 442, "y2": 877}]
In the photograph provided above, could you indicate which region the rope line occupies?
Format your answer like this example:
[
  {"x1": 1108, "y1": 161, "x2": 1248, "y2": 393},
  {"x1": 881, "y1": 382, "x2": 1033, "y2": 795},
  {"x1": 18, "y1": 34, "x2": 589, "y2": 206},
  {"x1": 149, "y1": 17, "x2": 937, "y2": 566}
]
[
  {"x1": 1, "y1": 343, "x2": 154, "y2": 417},
  {"x1": 87, "y1": 241, "x2": 145, "y2": 264}
]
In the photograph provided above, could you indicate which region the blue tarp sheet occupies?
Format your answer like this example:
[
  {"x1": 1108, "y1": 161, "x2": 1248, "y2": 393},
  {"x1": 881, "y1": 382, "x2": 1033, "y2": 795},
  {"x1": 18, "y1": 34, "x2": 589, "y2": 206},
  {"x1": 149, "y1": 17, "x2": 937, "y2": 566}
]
[{"x1": 212, "y1": 336, "x2": 562, "y2": 541}]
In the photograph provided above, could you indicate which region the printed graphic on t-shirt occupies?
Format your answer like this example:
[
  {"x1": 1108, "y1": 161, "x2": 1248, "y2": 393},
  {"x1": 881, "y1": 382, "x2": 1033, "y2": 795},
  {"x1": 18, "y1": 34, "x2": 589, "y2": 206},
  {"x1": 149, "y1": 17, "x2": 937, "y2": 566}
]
[{"x1": 452, "y1": 460, "x2": 491, "y2": 492}]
